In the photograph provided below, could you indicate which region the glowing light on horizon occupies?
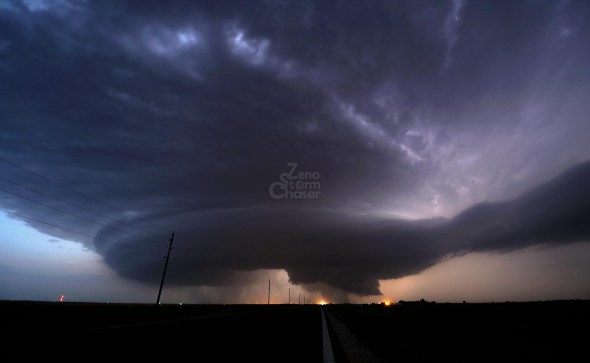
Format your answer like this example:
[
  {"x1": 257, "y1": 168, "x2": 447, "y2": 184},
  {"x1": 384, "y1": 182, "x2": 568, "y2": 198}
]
[
  {"x1": 59, "y1": 294, "x2": 64, "y2": 302},
  {"x1": 318, "y1": 300, "x2": 328, "y2": 305},
  {"x1": 383, "y1": 300, "x2": 392, "y2": 306}
]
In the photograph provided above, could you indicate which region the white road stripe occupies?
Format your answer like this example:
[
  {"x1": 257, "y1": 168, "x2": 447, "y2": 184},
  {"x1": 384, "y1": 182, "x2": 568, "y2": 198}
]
[{"x1": 322, "y1": 307, "x2": 336, "y2": 363}]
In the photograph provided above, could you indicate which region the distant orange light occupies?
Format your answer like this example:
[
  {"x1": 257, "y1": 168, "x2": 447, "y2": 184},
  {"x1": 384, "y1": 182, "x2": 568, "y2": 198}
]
[
  {"x1": 383, "y1": 300, "x2": 392, "y2": 306},
  {"x1": 318, "y1": 300, "x2": 328, "y2": 305}
]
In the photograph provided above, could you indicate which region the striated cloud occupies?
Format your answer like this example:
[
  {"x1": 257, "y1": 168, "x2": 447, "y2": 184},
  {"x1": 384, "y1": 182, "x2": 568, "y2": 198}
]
[{"x1": 1, "y1": 0, "x2": 589, "y2": 296}]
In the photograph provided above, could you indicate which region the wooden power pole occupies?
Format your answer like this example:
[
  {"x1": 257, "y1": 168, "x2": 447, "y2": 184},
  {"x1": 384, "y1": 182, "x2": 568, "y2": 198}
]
[{"x1": 156, "y1": 232, "x2": 174, "y2": 305}]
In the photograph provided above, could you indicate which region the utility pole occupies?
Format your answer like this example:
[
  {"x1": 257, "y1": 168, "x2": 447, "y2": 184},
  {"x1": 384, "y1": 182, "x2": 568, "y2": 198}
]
[
  {"x1": 156, "y1": 232, "x2": 174, "y2": 305},
  {"x1": 267, "y1": 279, "x2": 270, "y2": 305},
  {"x1": 299, "y1": 293, "x2": 301, "y2": 305},
  {"x1": 289, "y1": 288, "x2": 291, "y2": 304}
]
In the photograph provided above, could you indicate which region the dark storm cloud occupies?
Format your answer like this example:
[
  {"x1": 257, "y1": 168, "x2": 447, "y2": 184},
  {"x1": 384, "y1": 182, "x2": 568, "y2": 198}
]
[
  {"x1": 444, "y1": 160, "x2": 590, "y2": 254},
  {"x1": 96, "y1": 160, "x2": 590, "y2": 295},
  {"x1": 1, "y1": 0, "x2": 589, "y2": 295}
]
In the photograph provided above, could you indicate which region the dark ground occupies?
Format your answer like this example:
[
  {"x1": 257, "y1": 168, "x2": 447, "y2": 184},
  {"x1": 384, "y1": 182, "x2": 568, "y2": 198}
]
[
  {"x1": 1, "y1": 302, "x2": 321, "y2": 362},
  {"x1": 327, "y1": 300, "x2": 590, "y2": 362},
  {"x1": 1, "y1": 300, "x2": 588, "y2": 362}
]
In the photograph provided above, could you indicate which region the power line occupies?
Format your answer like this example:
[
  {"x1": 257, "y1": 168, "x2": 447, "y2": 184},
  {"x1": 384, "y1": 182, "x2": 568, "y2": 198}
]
[
  {"x1": 0, "y1": 158, "x2": 238, "y2": 286},
  {"x1": 0, "y1": 192, "x2": 248, "y2": 290},
  {"x1": 0, "y1": 175, "x2": 168, "y2": 240},
  {"x1": 0, "y1": 183, "x2": 219, "y2": 275},
  {"x1": 0, "y1": 187, "x2": 167, "y2": 249},
  {"x1": 0, "y1": 158, "x2": 230, "y2": 264},
  {"x1": 0, "y1": 207, "x2": 163, "y2": 257},
  {"x1": 0, "y1": 205, "x2": 225, "y2": 286},
  {"x1": 0, "y1": 157, "x2": 172, "y2": 233}
]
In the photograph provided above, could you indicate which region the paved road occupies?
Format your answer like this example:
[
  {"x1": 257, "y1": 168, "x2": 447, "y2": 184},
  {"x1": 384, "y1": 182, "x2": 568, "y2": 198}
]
[
  {"x1": 2, "y1": 302, "x2": 323, "y2": 362},
  {"x1": 327, "y1": 301, "x2": 590, "y2": 363}
]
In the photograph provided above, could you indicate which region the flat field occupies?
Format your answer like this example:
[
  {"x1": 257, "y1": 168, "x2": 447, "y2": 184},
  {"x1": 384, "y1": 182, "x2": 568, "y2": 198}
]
[{"x1": 1, "y1": 300, "x2": 587, "y2": 362}]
